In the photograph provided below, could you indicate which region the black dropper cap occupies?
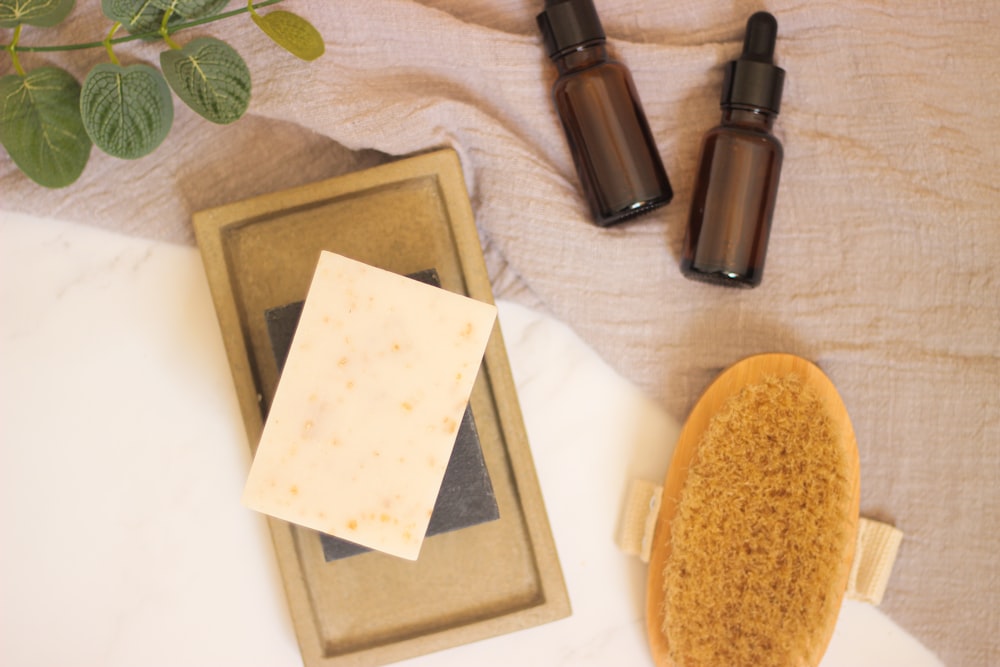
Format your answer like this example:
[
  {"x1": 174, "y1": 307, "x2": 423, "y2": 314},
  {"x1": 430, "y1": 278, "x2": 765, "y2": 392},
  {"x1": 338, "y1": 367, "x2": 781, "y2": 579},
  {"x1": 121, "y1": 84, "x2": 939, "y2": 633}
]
[
  {"x1": 721, "y1": 12, "x2": 785, "y2": 114},
  {"x1": 537, "y1": 0, "x2": 605, "y2": 59}
]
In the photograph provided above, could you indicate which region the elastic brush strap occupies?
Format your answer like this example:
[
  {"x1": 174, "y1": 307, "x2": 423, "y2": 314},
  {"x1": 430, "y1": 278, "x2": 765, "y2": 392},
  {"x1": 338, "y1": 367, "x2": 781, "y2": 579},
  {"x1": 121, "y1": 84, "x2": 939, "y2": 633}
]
[
  {"x1": 847, "y1": 518, "x2": 904, "y2": 605},
  {"x1": 617, "y1": 479, "x2": 663, "y2": 563}
]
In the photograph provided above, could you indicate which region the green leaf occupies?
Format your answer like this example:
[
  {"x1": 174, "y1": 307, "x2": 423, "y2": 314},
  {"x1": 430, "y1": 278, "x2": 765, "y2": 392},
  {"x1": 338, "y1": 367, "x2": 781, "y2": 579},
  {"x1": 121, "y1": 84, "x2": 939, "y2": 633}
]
[
  {"x1": 0, "y1": 0, "x2": 74, "y2": 27},
  {"x1": 153, "y1": 0, "x2": 227, "y2": 20},
  {"x1": 160, "y1": 37, "x2": 250, "y2": 125},
  {"x1": 101, "y1": 0, "x2": 225, "y2": 35},
  {"x1": 101, "y1": 0, "x2": 167, "y2": 34},
  {"x1": 0, "y1": 68, "x2": 91, "y2": 188},
  {"x1": 80, "y1": 63, "x2": 174, "y2": 159},
  {"x1": 252, "y1": 10, "x2": 325, "y2": 61}
]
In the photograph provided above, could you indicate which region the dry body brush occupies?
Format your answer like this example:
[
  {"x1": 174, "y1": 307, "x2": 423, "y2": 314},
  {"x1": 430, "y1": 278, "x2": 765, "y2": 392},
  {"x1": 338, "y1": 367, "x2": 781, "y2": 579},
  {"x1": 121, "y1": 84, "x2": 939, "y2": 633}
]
[{"x1": 660, "y1": 373, "x2": 856, "y2": 667}]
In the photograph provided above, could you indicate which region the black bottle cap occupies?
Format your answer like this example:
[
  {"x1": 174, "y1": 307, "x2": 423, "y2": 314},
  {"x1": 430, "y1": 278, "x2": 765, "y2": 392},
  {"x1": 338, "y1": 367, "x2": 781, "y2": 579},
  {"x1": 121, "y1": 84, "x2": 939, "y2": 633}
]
[
  {"x1": 721, "y1": 12, "x2": 785, "y2": 114},
  {"x1": 537, "y1": 0, "x2": 605, "y2": 58}
]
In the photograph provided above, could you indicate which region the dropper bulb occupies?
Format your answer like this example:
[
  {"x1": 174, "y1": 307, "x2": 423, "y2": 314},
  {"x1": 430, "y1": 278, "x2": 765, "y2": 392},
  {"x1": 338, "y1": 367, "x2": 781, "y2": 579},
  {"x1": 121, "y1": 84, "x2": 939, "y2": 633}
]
[
  {"x1": 720, "y1": 10, "x2": 784, "y2": 114},
  {"x1": 742, "y1": 11, "x2": 778, "y2": 63}
]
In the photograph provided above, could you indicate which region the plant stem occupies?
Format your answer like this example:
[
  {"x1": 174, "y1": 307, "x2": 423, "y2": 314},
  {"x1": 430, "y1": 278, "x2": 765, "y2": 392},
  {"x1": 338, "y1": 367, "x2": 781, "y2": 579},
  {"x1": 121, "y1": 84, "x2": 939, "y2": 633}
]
[
  {"x1": 0, "y1": 0, "x2": 285, "y2": 53},
  {"x1": 159, "y1": 8, "x2": 182, "y2": 50},
  {"x1": 7, "y1": 24, "x2": 24, "y2": 75},
  {"x1": 104, "y1": 23, "x2": 122, "y2": 65}
]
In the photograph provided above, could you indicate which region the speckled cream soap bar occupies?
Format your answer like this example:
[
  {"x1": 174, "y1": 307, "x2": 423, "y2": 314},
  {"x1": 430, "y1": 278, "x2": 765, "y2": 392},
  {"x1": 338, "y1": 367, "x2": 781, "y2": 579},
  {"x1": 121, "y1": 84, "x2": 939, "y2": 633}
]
[{"x1": 242, "y1": 251, "x2": 497, "y2": 560}]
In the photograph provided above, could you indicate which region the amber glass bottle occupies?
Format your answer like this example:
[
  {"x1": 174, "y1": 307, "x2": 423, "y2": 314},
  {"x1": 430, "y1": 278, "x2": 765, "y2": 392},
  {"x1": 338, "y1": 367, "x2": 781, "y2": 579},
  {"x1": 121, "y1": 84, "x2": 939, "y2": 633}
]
[
  {"x1": 537, "y1": 0, "x2": 673, "y2": 226},
  {"x1": 681, "y1": 12, "x2": 785, "y2": 287}
]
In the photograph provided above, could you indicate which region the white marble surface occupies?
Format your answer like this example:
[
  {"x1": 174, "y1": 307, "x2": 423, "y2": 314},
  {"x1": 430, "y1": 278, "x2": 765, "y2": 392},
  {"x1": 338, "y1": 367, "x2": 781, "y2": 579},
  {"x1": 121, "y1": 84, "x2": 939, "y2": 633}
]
[{"x1": 0, "y1": 211, "x2": 941, "y2": 667}]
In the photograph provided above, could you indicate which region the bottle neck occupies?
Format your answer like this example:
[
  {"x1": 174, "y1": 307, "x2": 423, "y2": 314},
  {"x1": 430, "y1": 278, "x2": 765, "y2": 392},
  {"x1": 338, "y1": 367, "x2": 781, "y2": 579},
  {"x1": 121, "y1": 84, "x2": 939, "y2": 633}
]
[
  {"x1": 720, "y1": 107, "x2": 776, "y2": 131},
  {"x1": 552, "y1": 41, "x2": 608, "y2": 74}
]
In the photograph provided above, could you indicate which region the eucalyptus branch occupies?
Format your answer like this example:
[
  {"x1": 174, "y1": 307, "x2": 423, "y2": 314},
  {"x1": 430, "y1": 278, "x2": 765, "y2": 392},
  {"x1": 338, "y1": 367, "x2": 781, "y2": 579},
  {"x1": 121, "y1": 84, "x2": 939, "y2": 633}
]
[
  {"x1": 1, "y1": 0, "x2": 324, "y2": 189},
  {"x1": 1, "y1": 0, "x2": 285, "y2": 53}
]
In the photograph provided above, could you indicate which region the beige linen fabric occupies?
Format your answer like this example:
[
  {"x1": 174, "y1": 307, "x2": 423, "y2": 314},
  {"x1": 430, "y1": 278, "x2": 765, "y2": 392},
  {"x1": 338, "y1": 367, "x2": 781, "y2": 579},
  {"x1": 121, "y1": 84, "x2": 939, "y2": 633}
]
[{"x1": 2, "y1": 1, "x2": 998, "y2": 664}]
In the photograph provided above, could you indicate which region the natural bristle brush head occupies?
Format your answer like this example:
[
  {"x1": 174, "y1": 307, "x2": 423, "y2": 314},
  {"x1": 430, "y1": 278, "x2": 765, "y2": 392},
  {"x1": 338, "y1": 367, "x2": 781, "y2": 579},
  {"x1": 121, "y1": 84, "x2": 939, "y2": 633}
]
[{"x1": 645, "y1": 354, "x2": 860, "y2": 667}]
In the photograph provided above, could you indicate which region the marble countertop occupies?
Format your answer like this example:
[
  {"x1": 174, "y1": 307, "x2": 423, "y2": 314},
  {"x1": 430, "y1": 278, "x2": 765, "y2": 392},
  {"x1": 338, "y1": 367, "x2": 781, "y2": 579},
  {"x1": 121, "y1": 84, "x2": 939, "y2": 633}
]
[{"x1": 0, "y1": 211, "x2": 941, "y2": 667}]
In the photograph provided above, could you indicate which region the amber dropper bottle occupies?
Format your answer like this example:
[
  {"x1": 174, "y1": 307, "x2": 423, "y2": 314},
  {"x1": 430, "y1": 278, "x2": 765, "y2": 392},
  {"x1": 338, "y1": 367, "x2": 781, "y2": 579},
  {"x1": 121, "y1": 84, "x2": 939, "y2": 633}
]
[
  {"x1": 537, "y1": 0, "x2": 673, "y2": 226},
  {"x1": 680, "y1": 11, "x2": 785, "y2": 287}
]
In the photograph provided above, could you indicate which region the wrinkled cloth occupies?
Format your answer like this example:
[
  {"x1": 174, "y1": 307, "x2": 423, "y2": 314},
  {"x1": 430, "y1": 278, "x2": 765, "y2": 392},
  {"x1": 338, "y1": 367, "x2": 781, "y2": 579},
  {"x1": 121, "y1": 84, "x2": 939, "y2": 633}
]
[{"x1": 2, "y1": 1, "x2": 998, "y2": 664}]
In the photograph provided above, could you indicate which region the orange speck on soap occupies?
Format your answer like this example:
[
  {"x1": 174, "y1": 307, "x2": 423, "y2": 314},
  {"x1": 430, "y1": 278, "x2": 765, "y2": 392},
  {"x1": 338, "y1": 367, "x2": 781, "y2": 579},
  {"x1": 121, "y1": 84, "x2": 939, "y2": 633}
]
[
  {"x1": 338, "y1": 357, "x2": 348, "y2": 367},
  {"x1": 402, "y1": 401, "x2": 413, "y2": 411},
  {"x1": 289, "y1": 485, "x2": 299, "y2": 495},
  {"x1": 380, "y1": 513, "x2": 391, "y2": 523},
  {"x1": 461, "y1": 322, "x2": 474, "y2": 337},
  {"x1": 347, "y1": 519, "x2": 358, "y2": 530},
  {"x1": 443, "y1": 417, "x2": 458, "y2": 433}
]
